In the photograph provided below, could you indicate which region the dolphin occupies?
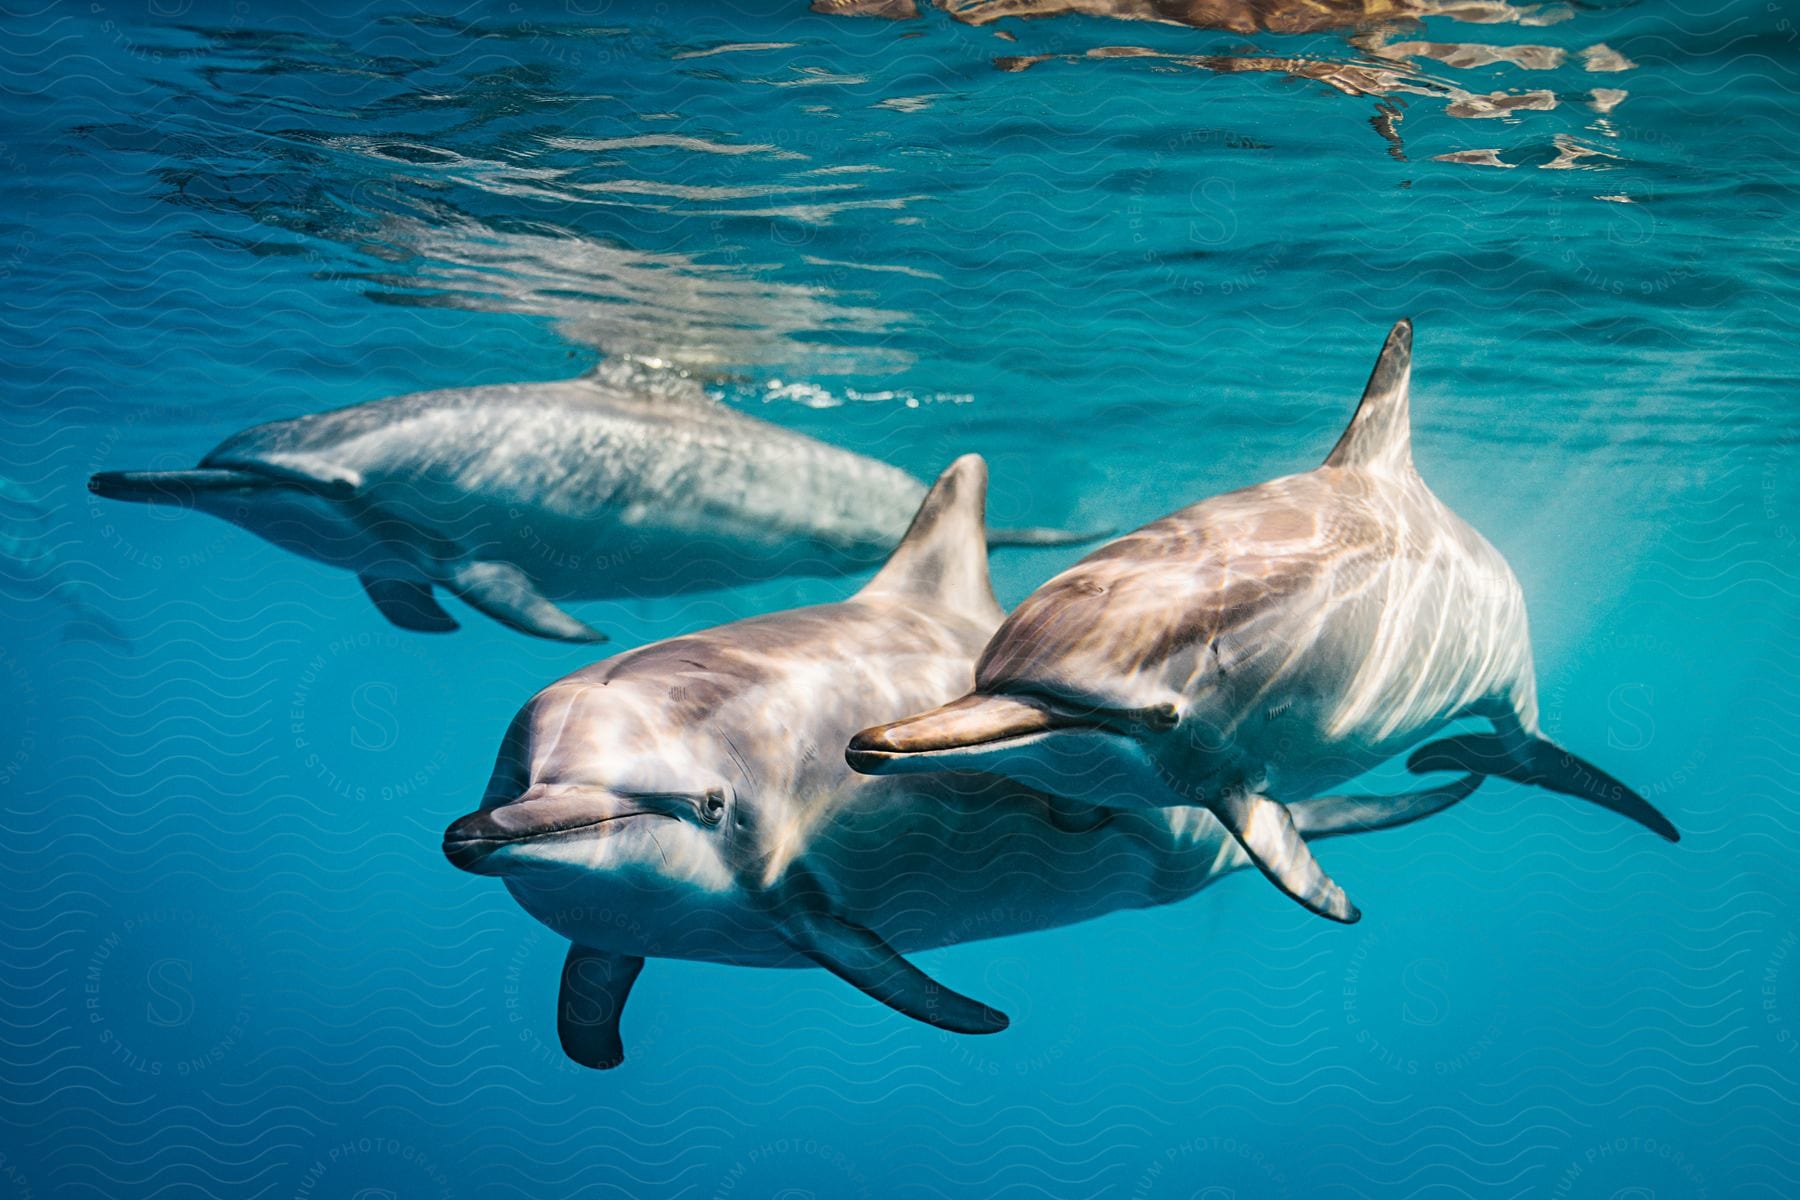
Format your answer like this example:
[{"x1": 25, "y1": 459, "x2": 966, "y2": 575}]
[
  {"x1": 443, "y1": 454, "x2": 1477, "y2": 1067},
  {"x1": 1, "y1": 475, "x2": 129, "y2": 647},
  {"x1": 848, "y1": 320, "x2": 1679, "y2": 925},
  {"x1": 87, "y1": 358, "x2": 1093, "y2": 642}
]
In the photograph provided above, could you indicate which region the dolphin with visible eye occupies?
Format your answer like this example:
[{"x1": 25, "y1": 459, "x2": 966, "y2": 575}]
[
  {"x1": 87, "y1": 359, "x2": 1095, "y2": 642},
  {"x1": 442, "y1": 454, "x2": 1478, "y2": 1068},
  {"x1": 848, "y1": 320, "x2": 1679, "y2": 924}
]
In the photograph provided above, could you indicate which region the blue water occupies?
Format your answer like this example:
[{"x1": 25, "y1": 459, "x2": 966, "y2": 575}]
[{"x1": 3, "y1": 0, "x2": 1796, "y2": 1196}]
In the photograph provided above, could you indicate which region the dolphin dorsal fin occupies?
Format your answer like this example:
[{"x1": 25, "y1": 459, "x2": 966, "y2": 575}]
[
  {"x1": 859, "y1": 454, "x2": 1004, "y2": 624},
  {"x1": 583, "y1": 355, "x2": 716, "y2": 406},
  {"x1": 1323, "y1": 318, "x2": 1414, "y2": 474}
]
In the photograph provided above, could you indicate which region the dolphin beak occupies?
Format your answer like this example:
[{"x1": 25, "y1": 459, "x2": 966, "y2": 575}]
[
  {"x1": 846, "y1": 693, "x2": 1086, "y2": 775},
  {"x1": 443, "y1": 788, "x2": 656, "y2": 875},
  {"x1": 87, "y1": 468, "x2": 267, "y2": 506}
]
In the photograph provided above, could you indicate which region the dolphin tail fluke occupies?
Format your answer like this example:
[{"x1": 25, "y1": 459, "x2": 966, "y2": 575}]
[
  {"x1": 779, "y1": 874, "x2": 1008, "y2": 1035},
  {"x1": 447, "y1": 560, "x2": 605, "y2": 643},
  {"x1": 1288, "y1": 774, "x2": 1483, "y2": 841},
  {"x1": 1407, "y1": 731, "x2": 1679, "y2": 843},
  {"x1": 986, "y1": 524, "x2": 1111, "y2": 549},
  {"x1": 557, "y1": 945, "x2": 644, "y2": 1070},
  {"x1": 360, "y1": 573, "x2": 460, "y2": 634},
  {"x1": 1214, "y1": 790, "x2": 1361, "y2": 924},
  {"x1": 860, "y1": 455, "x2": 1004, "y2": 623}
]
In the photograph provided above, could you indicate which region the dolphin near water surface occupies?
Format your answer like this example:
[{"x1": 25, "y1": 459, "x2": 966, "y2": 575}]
[
  {"x1": 89, "y1": 360, "x2": 1093, "y2": 641},
  {"x1": 849, "y1": 320, "x2": 1679, "y2": 924},
  {"x1": 443, "y1": 454, "x2": 1476, "y2": 1067}
]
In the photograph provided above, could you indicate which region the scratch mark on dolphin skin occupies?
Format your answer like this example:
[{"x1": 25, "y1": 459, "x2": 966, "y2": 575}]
[{"x1": 721, "y1": 732, "x2": 760, "y2": 794}]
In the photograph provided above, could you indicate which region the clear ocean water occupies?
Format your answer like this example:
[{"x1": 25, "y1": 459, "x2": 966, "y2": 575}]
[{"x1": 2, "y1": 1, "x2": 1796, "y2": 1196}]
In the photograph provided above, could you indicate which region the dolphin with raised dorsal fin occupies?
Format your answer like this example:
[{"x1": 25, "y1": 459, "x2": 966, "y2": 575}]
[
  {"x1": 848, "y1": 320, "x2": 1679, "y2": 925},
  {"x1": 87, "y1": 359, "x2": 1098, "y2": 642},
  {"x1": 442, "y1": 453, "x2": 1480, "y2": 1068}
]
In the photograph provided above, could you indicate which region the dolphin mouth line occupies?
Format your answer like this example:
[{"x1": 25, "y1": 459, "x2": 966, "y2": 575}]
[
  {"x1": 847, "y1": 725, "x2": 1059, "y2": 771},
  {"x1": 442, "y1": 811, "x2": 661, "y2": 872},
  {"x1": 846, "y1": 694, "x2": 1128, "y2": 775}
]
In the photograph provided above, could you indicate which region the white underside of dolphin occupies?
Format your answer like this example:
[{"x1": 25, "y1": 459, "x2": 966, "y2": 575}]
[
  {"x1": 848, "y1": 320, "x2": 1679, "y2": 925},
  {"x1": 88, "y1": 358, "x2": 1097, "y2": 641},
  {"x1": 444, "y1": 454, "x2": 1481, "y2": 1068}
]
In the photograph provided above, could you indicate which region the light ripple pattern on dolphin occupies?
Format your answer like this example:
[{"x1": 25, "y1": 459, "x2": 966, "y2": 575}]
[
  {"x1": 447, "y1": 453, "x2": 1481, "y2": 1068},
  {"x1": 88, "y1": 357, "x2": 1098, "y2": 643},
  {"x1": 2, "y1": 2, "x2": 1794, "y2": 1198},
  {"x1": 849, "y1": 320, "x2": 1680, "y2": 926}
]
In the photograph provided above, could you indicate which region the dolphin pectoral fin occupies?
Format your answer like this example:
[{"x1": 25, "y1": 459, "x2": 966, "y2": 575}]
[
  {"x1": 783, "y1": 907, "x2": 1009, "y2": 1036},
  {"x1": 1213, "y1": 790, "x2": 1361, "y2": 924},
  {"x1": 1407, "y1": 732, "x2": 1679, "y2": 843},
  {"x1": 1287, "y1": 774, "x2": 1483, "y2": 841},
  {"x1": 557, "y1": 944, "x2": 644, "y2": 1070},
  {"x1": 447, "y1": 561, "x2": 606, "y2": 643},
  {"x1": 359, "y1": 573, "x2": 459, "y2": 633}
]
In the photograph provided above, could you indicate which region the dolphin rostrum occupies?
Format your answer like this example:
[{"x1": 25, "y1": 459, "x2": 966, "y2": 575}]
[
  {"x1": 443, "y1": 454, "x2": 1476, "y2": 1067},
  {"x1": 87, "y1": 359, "x2": 1093, "y2": 642},
  {"x1": 848, "y1": 320, "x2": 1679, "y2": 925}
]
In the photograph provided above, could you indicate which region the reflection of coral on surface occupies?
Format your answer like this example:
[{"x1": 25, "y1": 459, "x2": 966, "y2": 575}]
[
  {"x1": 997, "y1": 44, "x2": 1603, "y2": 132},
  {"x1": 821, "y1": 0, "x2": 1637, "y2": 165},
  {"x1": 817, "y1": 0, "x2": 1572, "y2": 33}
]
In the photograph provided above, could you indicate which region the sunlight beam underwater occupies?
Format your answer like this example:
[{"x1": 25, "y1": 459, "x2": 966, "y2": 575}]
[
  {"x1": 87, "y1": 358, "x2": 1098, "y2": 642},
  {"x1": 443, "y1": 454, "x2": 1480, "y2": 1067},
  {"x1": 848, "y1": 320, "x2": 1680, "y2": 924}
]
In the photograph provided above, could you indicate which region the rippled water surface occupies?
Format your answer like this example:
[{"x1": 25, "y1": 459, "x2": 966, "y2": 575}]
[{"x1": 3, "y1": 0, "x2": 1797, "y2": 1196}]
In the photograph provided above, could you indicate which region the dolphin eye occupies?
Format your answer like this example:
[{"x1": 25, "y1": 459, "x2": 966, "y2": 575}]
[
  {"x1": 1142, "y1": 704, "x2": 1180, "y2": 732},
  {"x1": 701, "y1": 790, "x2": 726, "y2": 825}
]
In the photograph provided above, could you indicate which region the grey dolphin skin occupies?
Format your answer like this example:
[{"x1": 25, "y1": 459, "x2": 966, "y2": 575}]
[
  {"x1": 848, "y1": 320, "x2": 1679, "y2": 925},
  {"x1": 443, "y1": 454, "x2": 1478, "y2": 1068},
  {"x1": 87, "y1": 359, "x2": 1095, "y2": 642},
  {"x1": 1, "y1": 475, "x2": 128, "y2": 646}
]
